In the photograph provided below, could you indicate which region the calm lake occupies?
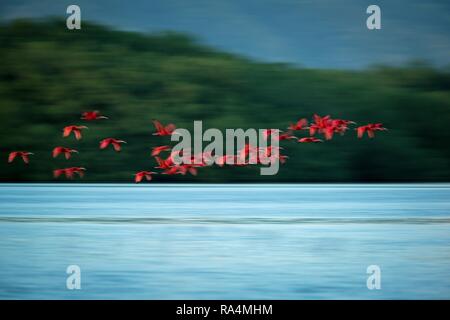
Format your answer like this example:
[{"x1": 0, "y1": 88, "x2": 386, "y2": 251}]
[{"x1": 0, "y1": 183, "x2": 449, "y2": 299}]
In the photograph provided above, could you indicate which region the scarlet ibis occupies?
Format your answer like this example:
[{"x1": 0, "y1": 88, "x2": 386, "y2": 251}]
[
  {"x1": 154, "y1": 156, "x2": 174, "y2": 170},
  {"x1": 134, "y1": 171, "x2": 158, "y2": 183},
  {"x1": 323, "y1": 126, "x2": 337, "y2": 140},
  {"x1": 278, "y1": 131, "x2": 297, "y2": 141},
  {"x1": 152, "y1": 120, "x2": 176, "y2": 136},
  {"x1": 323, "y1": 119, "x2": 355, "y2": 140},
  {"x1": 162, "y1": 164, "x2": 198, "y2": 176},
  {"x1": 298, "y1": 137, "x2": 323, "y2": 143},
  {"x1": 279, "y1": 154, "x2": 289, "y2": 164},
  {"x1": 308, "y1": 115, "x2": 355, "y2": 140},
  {"x1": 357, "y1": 123, "x2": 387, "y2": 138},
  {"x1": 63, "y1": 125, "x2": 88, "y2": 140},
  {"x1": 288, "y1": 118, "x2": 308, "y2": 131},
  {"x1": 53, "y1": 169, "x2": 66, "y2": 178},
  {"x1": 81, "y1": 111, "x2": 108, "y2": 121},
  {"x1": 332, "y1": 119, "x2": 355, "y2": 127},
  {"x1": 162, "y1": 166, "x2": 184, "y2": 175},
  {"x1": 52, "y1": 147, "x2": 78, "y2": 159},
  {"x1": 180, "y1": 164, "x2": 198, "y2": 176},
  {"x1": 53, "y1": 167, "x2": 86, "y2": 179},
  {"x1": 151, "y1": 145, "x2": 171, "y2": 156},
  {"x1": 8, "y1": 151, "x2": 34, "y2": 164},
  {"x1": 308, "y1": 114, "x2": 331, "y2": 136},
  {"x1": 99, "y1": 138, "x2": 127, "y2": 152}
]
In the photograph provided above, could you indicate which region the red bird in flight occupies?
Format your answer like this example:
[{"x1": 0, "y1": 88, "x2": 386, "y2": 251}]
[
  {"x1": 63, "y1": 125, "x2": 88, "y2": 140},
  {"x1": 154, "y1": 156, "x2": 174, "y2": 170},
  {"x1": 161, "y1": 166, "x2": 182, "y2": 175},
  {"x1": 298, "y1": 137, "x2": 323, "y2": 143},
  {"x1": 323, "y1": 119, "x2": 355, "y2": 140},
  {"x1": 288, "y1": 118, "x2": 308, "y2": 131},
  {"x1": 100, "y1": 138, "x2": 127, "y2": 152},
  {"x1": 8, "y1": 151, "x2": 34, "y2": 164},
  {"x1": 81, "y1": 111, "x2": 108, "y2": 121},
  {"x1": 180, "y1": 164, "x2": 198, "y2": 176},
  {"x1": 151, "y1": 145, "x2": 171, "y2": 156},
  {"x1": 357, "y1": 123, "x2": 387, "y2": 138},
  {"x1": 278, "y1": 131, "x2": 297, "y2": 141},
  {"x1": 162, "y1": 165, "x2": 197, "y2": 176},
  {"x1": 52, "y1": 147, "x2": 78, "y2": 159},
  {"x1": 53, "y1": 167, "x2": 86, "y2": 179},
  {"x1": 134, "y1": 171, "x2": 158, "y2": 183},
  {"x1": 152, "y1": 120, "x2": 176, "y2": 136}
]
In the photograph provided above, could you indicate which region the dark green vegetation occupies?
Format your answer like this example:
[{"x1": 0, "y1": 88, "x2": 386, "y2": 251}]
[{"x1": 1, "y1": 19, "x2": 449, "y2": 182}]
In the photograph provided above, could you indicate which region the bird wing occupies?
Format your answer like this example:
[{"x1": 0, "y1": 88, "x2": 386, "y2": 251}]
[
  {"x1": 177, "y1": 166, "x2": 187, "y2": 175},
  {"x1": 74, "y1": 129, "x2": 82, "y2": 140},
  {"x1": 100, "y1": 139, "x2": 110, "y2": 149},
  {"x1": 65, "y1": 169, "x2": 74, "y2": 179},
  {"x1": 53, "y1": 169, "x2": 64, "y2": 178},
  {"x1": 154, "y1": 156, "x2": 165, "y2": 167},
  {"x1": 188, "y1": 167, "x2": 198, "y2": 176},
  {"x1": 52, "y1": 147, "x2": 62, "y2": 158},
  {"x1": 357, "y1": 127, "x2": 365, "y2": 138},
  {"x1": 297, "y1": 118, "x2": 308, "y2": 128},
  {"x1": 313, "y1": 114, "x2": 321, "y2": 124},
  {"x1": 8, "y1": 152, "x2": 17, "y2": 163},
  {"x1": 151, "y1": 147, "x2": 160, "y2": 156},
  {"x1": 63, "y1": 126, "x2": 72, "y2": 137},
  {"x1": 152, "y1": 146, "x2": 167, "y2": 156},
  {"x1": 21, "y1": 154, "x2": 29, "y2": 164},
  {"x1": 152, "y1": 120, "x2": 164, "y2": 133},
  {"x1": 112, "y1": 142, "x2": 121, "y2": 152},
  {"x1": 135, "y1": 173, "x2": 144, "y2": 183},
  {"x1": 324, "y1": 127, "x2": 334, "y2": 140},
  {"x1": 163, "y1": 167, "x2": 176, "y2": 175},
  {"x1": 165, "y1": 123, "x2": 176, "y2": 134}
]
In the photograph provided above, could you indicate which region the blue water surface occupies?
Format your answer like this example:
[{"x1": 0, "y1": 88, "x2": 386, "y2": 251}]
[{"x1": 0, "y1": 183, "x2": 449, "y2": 299}]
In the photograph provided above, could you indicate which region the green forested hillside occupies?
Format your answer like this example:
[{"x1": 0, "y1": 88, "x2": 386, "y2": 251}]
[{"x1": 0, "y1": 19, "x2": 449, "y2": 182}]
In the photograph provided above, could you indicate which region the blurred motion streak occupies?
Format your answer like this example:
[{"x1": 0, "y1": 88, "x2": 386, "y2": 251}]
[{"x1": 0, "y1": 19, "x2": 449, "y2": 182}]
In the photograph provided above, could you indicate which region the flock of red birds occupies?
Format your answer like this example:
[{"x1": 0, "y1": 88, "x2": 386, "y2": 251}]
[{"x1": 7, "y1": 111, "x2": 387, "y2": 182}]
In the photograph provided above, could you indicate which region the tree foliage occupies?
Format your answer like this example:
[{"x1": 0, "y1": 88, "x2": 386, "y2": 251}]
[{"x1": 0, "y1": 19, "x2": 449, "y2": 182}]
